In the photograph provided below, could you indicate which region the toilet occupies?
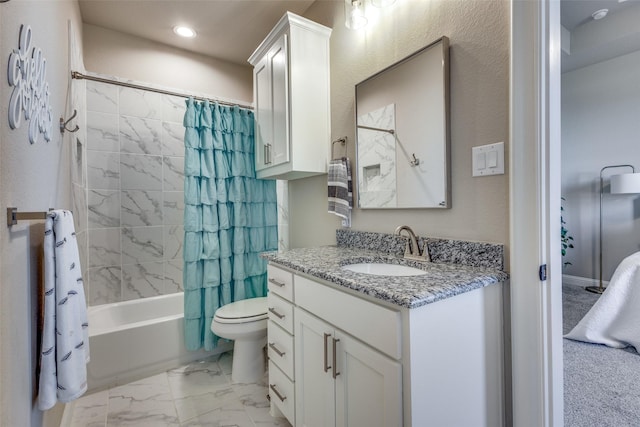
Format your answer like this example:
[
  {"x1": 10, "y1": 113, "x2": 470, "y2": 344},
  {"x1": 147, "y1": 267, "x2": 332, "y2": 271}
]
[{"x1": 211, "y1": 297, "x2": 268, "y2": 384}]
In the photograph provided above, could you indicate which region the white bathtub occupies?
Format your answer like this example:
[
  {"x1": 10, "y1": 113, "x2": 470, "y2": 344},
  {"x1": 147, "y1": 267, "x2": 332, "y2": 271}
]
[{"x1": 86, "y1": 292, "x2": 230, "y2": 392}]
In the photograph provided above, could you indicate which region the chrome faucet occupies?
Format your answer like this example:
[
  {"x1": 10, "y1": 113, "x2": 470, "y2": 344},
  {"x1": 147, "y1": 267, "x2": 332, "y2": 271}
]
[{"x1": 394, "y1": 225, "x2": 430, "y2": 262}]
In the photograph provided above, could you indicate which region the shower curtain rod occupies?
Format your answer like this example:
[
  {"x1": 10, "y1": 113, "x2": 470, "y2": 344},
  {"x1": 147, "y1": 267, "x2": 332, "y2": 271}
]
[{"x1": 71, "y1": 71, "x2": 254, "y2": 110}]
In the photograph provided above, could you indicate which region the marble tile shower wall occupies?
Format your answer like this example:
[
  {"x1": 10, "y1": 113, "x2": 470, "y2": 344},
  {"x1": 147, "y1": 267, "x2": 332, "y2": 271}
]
[
  {"x1": 69, "y1": 78, "x2": 89, "y2": 286},
  {"x1": 276, "y1": 180, "x2": 289, "y2": 251},
  {"x1": 85, "y1": 81, "x2": 186, "y2": 306}
]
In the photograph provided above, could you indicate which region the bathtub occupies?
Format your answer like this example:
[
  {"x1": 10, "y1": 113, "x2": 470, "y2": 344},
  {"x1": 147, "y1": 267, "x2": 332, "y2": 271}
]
[{"x1": 86, "y1": 292, "x2": 230, "y2": 392}]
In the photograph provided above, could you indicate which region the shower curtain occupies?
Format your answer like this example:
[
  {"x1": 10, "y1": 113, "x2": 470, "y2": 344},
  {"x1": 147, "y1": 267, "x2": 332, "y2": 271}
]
[{"x1": 183, "y1": 99, "x2": 278, "y2": 351}]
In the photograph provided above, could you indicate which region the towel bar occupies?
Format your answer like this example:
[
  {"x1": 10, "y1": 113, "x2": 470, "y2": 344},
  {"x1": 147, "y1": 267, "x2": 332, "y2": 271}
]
[
  {"x1": 7, "y1": 207, "x2": 50, "y2": 227},
  {"x1": 356, "y1": 124, "x2": 395, "y2": 135}
]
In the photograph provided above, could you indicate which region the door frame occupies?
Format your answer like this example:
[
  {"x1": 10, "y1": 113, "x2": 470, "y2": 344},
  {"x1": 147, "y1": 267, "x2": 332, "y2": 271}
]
[{"x1": 510, "y1": 0, "x2": 564, "y2": 426}]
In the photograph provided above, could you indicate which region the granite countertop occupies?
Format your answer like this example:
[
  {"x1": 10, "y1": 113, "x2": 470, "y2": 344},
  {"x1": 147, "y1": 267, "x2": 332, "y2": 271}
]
[{"x1": 261, "y1": 246, "x2": 509, "y2": 309}]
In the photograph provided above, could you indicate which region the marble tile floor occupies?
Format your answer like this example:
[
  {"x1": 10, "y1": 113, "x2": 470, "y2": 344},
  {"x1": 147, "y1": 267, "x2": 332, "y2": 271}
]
[{"x1": 70, "y1": 351, "x2": 292, "y2": 427}]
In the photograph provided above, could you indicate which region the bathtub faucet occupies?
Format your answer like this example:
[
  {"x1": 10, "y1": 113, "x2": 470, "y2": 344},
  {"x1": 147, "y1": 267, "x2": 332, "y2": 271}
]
[{"x1": 394, "y1": 225, "x2": 430, "y2": 262}]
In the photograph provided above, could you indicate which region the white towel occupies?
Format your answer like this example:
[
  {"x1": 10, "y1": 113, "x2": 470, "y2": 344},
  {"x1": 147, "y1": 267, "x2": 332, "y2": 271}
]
[
  {"x1": 328, "y1": 158, "x2": 353, "y2": 227},
  {"x1": 565, "y1": 251, "x2": 640, "y2": 352},
  {"x1": 38, "y1": 210, "x2": 89, "y2": 410}
]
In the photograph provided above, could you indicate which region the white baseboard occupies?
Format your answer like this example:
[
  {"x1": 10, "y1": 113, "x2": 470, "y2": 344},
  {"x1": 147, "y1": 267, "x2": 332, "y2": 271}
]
[{"x1": 562, "y1": 274, "x2": 609, "y2": 288}]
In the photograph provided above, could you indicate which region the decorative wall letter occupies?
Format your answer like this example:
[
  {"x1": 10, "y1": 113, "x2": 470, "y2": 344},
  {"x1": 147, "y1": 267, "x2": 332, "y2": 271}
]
[{"x1": 7, "y1": 24, "x2": 53, "y2": 144}]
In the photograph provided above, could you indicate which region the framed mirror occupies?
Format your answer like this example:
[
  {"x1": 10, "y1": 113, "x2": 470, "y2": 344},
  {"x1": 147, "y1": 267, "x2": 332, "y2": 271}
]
[{"x1": 355, "y1": 36, "x2": 450, "y2": 209}]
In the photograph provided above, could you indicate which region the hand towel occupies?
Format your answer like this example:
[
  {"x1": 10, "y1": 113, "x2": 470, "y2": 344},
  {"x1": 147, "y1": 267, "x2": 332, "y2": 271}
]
[
  {"x1": 38, "y1": 210, "x2": 90, "y2": 410},
  {"x1": 565, "y1": 251, "x2": 640, "y2": 352},
  {"x1": 328, "y1": 157, "x2": 353, "y2": 227}
]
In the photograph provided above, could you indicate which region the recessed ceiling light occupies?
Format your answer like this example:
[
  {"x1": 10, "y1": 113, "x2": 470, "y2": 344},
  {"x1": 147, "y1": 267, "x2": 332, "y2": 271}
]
[
  {"x1": 173, "y1": 26, "x2": 196, "y2": 38},
  {"x1": 591, "y1": 9, "x2": 608, "y2": 20}
]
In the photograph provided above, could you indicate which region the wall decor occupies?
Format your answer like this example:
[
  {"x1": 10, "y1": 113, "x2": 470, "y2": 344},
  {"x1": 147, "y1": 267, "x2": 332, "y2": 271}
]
[{"x1": 7, "y1": 24, "x2": 53, "y2": 144}]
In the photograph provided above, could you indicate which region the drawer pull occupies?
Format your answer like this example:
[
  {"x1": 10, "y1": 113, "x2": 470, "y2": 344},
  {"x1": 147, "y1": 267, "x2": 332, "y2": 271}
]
[
  {"x1": 270, "y1": 384, "x2": 287, "y2": 402},
  {"x1": 332, "y1": 337, "x2": 341, "y2": 379},
  {"x1": 269, "y1": 342, "x2": 286, "y2": 357},
  {"x1": 268, "y1": 307, "x2": 285, "y2": 319},
  {"x1": 269, "y1": 278, "x2": 286, "y2": 287},
  {"x1": 323, "y1": 333, "x2": 331, "y2": 373}
]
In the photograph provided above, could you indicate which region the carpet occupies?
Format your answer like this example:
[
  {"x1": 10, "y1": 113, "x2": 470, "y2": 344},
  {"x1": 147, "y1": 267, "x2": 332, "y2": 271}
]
[{"x1": 563, "y1": 284, "x2": 640, "y2": 426}]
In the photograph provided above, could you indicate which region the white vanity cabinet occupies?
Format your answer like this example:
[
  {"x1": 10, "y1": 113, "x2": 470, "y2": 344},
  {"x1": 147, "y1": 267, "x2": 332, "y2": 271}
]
[
  {"x1": 266, "y1": 265, "x2": 295, "y2": 423},
  {"x1": 267, "y1": 263, "x2": 504, "y2": 427},
  {"x1": 248, "y1": 12, "x2": 331, "y2": 180},
  {"x1": 294, "y1": 304, "x2": 402, "y2": 427}
]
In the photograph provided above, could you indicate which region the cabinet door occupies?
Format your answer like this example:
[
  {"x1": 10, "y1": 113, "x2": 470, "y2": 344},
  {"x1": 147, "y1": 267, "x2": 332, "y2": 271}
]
[
  {"x1": 334, "y1": 330, "x2": 403, "y2": 427},
  {"x1": 295, "y1": 308, "x2": 336, "y2": 427},
  {"x1": 268, "y1": 33, "x2": 289, "y2": 168},
  {"x1": 254, "y1": 54, "x2": 271, "y2": 171}
]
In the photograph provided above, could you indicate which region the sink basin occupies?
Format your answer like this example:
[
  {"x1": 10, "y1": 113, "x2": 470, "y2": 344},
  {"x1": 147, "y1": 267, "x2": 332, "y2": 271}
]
[{"x1": 341, "y1": 263, "x2": 427, "y2": 276}]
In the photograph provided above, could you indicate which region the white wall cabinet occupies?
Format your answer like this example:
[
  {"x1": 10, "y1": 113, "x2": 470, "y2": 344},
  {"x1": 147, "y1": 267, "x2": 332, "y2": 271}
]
[{"x1": 248, "y1": 12, "x2": 331, "y2": 180}]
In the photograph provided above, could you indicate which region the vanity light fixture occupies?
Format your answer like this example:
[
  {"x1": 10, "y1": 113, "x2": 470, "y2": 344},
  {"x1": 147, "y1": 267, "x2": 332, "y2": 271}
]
[
  {"x1": 371, "y1": 0, "x2": 396, "y2": 7},
  {"x1": 173, "y1": 25, "x2": 196, "y2": 38},
  {"x1": 345, "y1": 0, "x2": 368, "y2": 30},
  {"x1": 345, "y1": 0, "x2": 397, "y2": 30}
]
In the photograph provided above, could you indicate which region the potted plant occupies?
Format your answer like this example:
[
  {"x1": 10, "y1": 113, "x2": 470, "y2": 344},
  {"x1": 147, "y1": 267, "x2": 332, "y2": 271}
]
[{"x1": 561, "y1": 197, "x2": 574, "y2": 268}]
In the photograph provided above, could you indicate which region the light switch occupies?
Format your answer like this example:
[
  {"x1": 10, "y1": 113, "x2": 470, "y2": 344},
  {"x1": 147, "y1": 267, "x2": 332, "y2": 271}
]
[
  {"x1": 476, "y1": 152, "x2": 486, "y2": 169},
  {"x1": 472, "y1": 142, "x2": 505, "y2": 177},
  {"x1": 487, "y1": 151, "x2": 498, "y2": 168}
]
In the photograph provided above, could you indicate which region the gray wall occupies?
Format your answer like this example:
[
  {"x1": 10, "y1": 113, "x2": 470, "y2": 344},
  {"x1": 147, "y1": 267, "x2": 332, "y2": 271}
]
[
  {"x1": 0, "y1": 1, "x2": 83, "y2": 425},
  {"x1": 295, "y1": 0, "x2": 510, "y2": 262},
  {"x1": 83, "y1": 24, "x2": 253, "y2": 104},
  {"x1": 561, "y1": 49, "x2": 640, "y2": 281}
]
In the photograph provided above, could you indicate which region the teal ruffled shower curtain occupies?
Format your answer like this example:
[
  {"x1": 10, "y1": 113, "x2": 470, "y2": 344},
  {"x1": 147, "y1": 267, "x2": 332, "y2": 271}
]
[{"x1": 183, "y1": 99, "x2": 278, "y2": 351}]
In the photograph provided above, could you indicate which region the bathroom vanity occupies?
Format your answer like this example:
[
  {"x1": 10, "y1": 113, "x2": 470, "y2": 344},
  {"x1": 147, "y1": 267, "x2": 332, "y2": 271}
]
[{"x1": 264, "y1": 233, "x2": 507, "y2": 427}]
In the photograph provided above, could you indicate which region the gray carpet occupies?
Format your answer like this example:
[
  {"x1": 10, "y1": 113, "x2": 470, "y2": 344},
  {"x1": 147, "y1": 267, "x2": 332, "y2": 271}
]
[{"x1": 563, "y1": 284, "x2": 640, "y2": 426}]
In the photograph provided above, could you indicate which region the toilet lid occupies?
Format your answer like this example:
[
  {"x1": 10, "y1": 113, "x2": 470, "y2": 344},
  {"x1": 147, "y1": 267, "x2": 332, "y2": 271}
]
[{"x1": 214, "y1": 297, "x2": 268, "y2": 324}]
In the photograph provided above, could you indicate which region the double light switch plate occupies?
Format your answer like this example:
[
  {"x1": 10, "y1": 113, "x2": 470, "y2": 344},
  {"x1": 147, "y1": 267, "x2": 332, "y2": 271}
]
[{"x1": 472, "y1": 142, "x2": 505, "y2": 177}]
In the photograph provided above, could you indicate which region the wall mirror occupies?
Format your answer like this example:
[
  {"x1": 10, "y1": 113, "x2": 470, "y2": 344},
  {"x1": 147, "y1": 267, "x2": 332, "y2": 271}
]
[{"x1": 355, "y1": 36, "x2": 450, "y2": 209}]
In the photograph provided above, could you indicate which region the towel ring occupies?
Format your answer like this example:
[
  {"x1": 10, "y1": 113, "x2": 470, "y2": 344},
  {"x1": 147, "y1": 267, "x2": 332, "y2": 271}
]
[{"x1": 331, "y1": 136, "x2": 348, "y2": 160}]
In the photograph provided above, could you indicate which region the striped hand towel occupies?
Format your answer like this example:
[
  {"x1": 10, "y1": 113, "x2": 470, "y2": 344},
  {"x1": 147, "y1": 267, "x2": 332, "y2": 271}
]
[{"x1": 328, "y1": 158, "x2": 353, "y2": 227}]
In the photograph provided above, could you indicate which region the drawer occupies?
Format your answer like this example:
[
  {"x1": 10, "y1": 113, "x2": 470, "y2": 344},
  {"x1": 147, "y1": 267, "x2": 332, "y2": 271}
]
[
  {"x1": 267, "y1": 292, "x2": 294, "y2": 334},
  {"x1": 268, "y1": 321, "x2": 294, "y2": 380},
  {"x1": 295, "y1": 275, "x2": 402, "y2": 359},
  {"x1": 268, "y1": 264, "x2": 294, "y2": 302},
  {"x1": 268, "y1": 360, "x2": 295, "y2": 424}
]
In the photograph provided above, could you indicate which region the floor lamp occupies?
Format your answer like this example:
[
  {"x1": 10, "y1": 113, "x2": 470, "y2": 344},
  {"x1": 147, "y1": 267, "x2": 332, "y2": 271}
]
[{"x1": 586, "y1": 164, "x2": 640, "y2": 294}]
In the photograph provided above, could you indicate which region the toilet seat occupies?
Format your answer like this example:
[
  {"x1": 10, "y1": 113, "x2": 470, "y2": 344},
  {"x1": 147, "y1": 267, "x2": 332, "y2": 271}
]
[{"x1": 213, "y1": 297, "x2": 268, "y2": 324}]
